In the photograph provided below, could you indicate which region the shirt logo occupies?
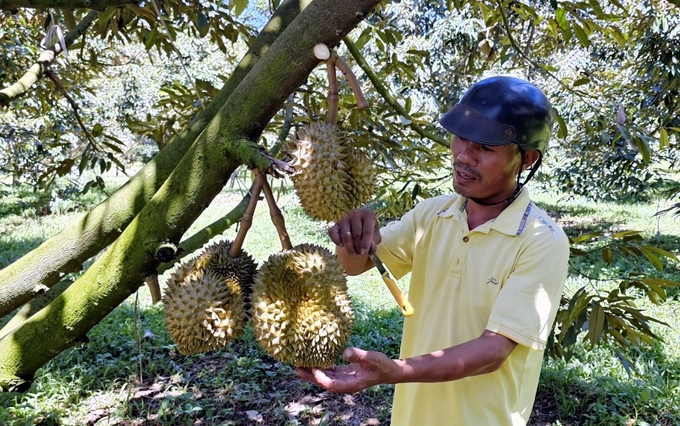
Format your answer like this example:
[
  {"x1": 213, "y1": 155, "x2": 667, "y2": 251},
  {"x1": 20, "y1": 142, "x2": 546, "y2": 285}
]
[{"x1": 486, "y1": 276, "x2": 499, "y2": 286}]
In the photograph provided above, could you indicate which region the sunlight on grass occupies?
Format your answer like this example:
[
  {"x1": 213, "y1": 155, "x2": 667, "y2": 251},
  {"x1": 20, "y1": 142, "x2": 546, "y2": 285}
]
[{"x1": 0, "y1": 181, "x2": 678, "y2": 425}]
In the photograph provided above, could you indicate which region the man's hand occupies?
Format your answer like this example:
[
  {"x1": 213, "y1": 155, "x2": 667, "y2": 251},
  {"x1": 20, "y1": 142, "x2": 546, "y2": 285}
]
[
  {"x1": 296, "y1": 347, "x2": 397, "y2": 393},
  {"x1": 328, "y1": 209, "x2": 381, "y2": 256}
]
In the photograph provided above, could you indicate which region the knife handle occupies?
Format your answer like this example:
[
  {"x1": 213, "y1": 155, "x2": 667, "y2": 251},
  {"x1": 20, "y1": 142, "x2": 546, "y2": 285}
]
[{"x1": 381, "y1": 272, "x2": 414, "y2": 317}]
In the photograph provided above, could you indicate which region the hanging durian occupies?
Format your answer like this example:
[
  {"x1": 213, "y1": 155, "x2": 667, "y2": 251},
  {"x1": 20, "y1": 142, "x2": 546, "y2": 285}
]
[
  {"x1": 251, "y1": 243, "x2": 353, "y2": 368},
  {"x1": 163, "y1": 261, "x2": 248, "y2": 355},
  {"x1": 286, "y1": 44, "x2": 374, "y2": 222},
  {"x1": 162, "y1": 178, "x2": 263, "y2": 354},
  {"x1": 193, "y1": 239, "x2": 258, "y2": 312}
]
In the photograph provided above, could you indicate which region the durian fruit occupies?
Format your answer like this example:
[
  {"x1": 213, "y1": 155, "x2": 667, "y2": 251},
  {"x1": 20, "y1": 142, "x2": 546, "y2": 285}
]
[
  {"x1": 287, "y1": 122, "x2": 374, "y2": 222},
  {"x1": 347, "y1": 146, "x2": 375, "y2": 208},
  {"x1": 251, "y1": 243, "x2": 354, "y2": 368},
  {"x1": 163, "y1": 260, "x2": 248, "y2": 355},
  {"x1": 193, "y1": 240, "x2": 258, "y2": 312},
  {"x1": 163, "y1": 240, "x2": 258, "y2": 355}
]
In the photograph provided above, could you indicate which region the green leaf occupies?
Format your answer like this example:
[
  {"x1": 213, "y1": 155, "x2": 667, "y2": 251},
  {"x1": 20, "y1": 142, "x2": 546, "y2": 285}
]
[
  {"x1": 92, "y1": 123, "x2": 104, "y2": 137},
  {"x1": 572, "y1": 22, "x2": 589, "y2": 48},
  {"x1": 641, "y1": 246, "x2": 679, "y2": 262},
  {"x1": 573, "y1": 77, "x2": 590, "y2": 87},
  {"x1": 640, "y1": 278, "x2": 680, "y2": 287},
  {"x1": 612, "y1": 230, "x2": 642, "y2": 239},
  {"x1": 145, "y1": 26, "x2": 158, "y2": 50},
  {"x1": 233, "y1": 0, "x2": 248, "y2": 17},
  {"x1": 659, "y1": 128, "x2": 669, "y2": 148},
  {"x1": 588, "y1": 302, "x2": 605, "y2": 345},
  {"x1": 638, "y1": 247, "x2": 664, "y2": 271},
  {"x1": 63, "y1": 9, "x2": 77, "y2": 30},
  {"x1": 553, "y1": 108, "x2": 568, "y2": 138},
  {"x1": 570, "y1": 232, "x2": 603, "y2": 243},
  {"x1": 354, "y1": 28, "x2": 372, "y2": 50}
]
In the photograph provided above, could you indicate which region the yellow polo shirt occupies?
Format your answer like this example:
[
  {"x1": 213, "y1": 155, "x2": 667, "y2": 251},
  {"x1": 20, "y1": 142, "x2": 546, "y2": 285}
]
[{"x1": 376, "y1": 188, "x2": 569, "y2": 426}]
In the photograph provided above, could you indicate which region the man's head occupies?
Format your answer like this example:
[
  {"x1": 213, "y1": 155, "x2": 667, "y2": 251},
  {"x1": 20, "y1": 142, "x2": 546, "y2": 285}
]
[{"x1": 439, "y1": 76, "x2": 553, "y2": 205}]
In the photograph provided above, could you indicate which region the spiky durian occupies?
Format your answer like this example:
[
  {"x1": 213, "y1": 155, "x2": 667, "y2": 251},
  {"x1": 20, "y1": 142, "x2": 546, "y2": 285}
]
[
  {"x1": 251, "y1": 243, "x2": 354, "y2": 368},
  {"x1": 287, "y1": 122, "x2": 374, "y2": 222},
  {"x1": 193, "y1": 240, "x2": 258, "y2": 298},
  {"x1": 163, "y1": 268, "x2": 247, "y2": 355},
  {"x1": 347, "y1": 146, "x2": 375, "y2": 208}
]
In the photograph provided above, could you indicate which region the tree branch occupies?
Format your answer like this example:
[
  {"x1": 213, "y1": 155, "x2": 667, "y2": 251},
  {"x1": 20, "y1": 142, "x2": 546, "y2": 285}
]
[
  {"x1": 0, "y1": 0, "x2": 135, "y2": 10},
  {"x1": 0, "y1": 10, "x2": 98, "y2": 106},
  {"x1": 0, "y1": 0, "x2": 305, "y2": 319},
  {"x1": 342, "y1": 36, "x2": 449, "y2": 148}
]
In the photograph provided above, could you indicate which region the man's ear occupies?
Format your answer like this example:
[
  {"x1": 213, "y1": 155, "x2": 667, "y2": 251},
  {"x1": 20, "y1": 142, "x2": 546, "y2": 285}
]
[{"x1": 523, "y1": 150, "x2": 540, "y2": 169}]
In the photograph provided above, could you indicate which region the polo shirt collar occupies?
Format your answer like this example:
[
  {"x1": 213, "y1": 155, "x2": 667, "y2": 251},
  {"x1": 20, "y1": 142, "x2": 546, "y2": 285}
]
[{"x1": 436, "y1": 187, "x2": 533, "y2": 236}]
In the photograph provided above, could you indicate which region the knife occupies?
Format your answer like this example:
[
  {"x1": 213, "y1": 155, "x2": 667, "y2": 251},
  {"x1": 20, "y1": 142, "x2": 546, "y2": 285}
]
[{"x1": 369, "y1": 250, "x2": 414, "y2": 317}]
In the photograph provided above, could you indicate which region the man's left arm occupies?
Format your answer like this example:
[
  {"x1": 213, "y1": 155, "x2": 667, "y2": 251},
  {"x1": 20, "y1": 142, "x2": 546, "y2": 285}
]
[{"x1": 296, "y1": 330, "x2": 516, "y2": 394}]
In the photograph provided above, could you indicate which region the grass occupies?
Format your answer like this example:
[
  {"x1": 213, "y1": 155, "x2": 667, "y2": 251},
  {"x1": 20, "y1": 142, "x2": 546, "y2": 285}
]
[{"x1": 0, "y1": 179, "x2": 678, "y2": 425}]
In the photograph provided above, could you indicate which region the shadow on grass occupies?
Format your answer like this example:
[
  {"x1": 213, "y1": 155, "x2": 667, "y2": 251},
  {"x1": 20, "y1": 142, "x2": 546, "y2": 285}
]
[
  {"x1": 0, "y1": 234, "x2": 50, "y2": 270},
  {"x1": 1, "y1": 300, "x2": 401, "y2": 425}
]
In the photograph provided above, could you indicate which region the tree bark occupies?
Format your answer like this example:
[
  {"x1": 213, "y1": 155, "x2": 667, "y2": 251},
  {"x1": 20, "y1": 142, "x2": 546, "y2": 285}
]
[
  {"x1": 0, "y1": 0, "x2": 381, "y2": 391},
  {"x1": 0, "y1": 0, "x2": 135, "y2": 10},
  {"x1": 0, "y1": 0, "x2": 306, "y2": 319}
]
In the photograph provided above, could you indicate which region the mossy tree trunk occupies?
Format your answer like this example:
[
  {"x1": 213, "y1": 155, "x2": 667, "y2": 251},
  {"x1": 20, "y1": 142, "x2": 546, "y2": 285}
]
[
  {"x1": 0, "y1": 0, "x2": 306, "y2": 319},
  {"x1": 0, "y1": 0, "x2": 381, "y2": 391}
]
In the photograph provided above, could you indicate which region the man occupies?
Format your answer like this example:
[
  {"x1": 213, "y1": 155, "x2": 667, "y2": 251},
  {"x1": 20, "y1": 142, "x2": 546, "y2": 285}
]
[{"x1": 296, "y1": 76, "x2": 570, "y2": 425}]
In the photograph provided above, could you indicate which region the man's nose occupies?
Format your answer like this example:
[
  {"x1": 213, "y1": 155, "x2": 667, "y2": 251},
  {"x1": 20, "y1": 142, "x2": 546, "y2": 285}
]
[{"x1": 456, "y1": 144, "x2": 476, "y2": 164}]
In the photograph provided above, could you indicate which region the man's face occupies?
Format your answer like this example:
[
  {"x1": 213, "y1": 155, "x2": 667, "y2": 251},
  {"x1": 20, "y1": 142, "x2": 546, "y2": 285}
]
[{"x1": 450, "y1": 135, "x2": 524, "y2": 201}]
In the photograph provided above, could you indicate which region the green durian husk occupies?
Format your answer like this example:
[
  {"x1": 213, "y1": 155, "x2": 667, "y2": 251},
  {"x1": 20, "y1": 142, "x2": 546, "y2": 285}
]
[
  {"x1": 251, "y1": 243, "x2": 354, "y2": 368},
  {"x1": 287, "y1": 122, "x2": 374, "y2": 222},
  {"x1": 163, "y1": 268, "x2": 247, "y2": 355}
]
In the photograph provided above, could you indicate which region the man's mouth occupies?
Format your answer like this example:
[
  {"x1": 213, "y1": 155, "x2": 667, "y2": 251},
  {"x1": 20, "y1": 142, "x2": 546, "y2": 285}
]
[{"x1": 454, "y1": 164, "x2": 480, "y2": 182}]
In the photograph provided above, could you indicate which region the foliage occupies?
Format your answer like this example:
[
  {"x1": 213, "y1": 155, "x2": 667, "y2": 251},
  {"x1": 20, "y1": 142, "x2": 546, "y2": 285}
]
[
  {"x1": 1, "y1": 0, "x2": 680, "y2": 408},
  {"x1": 0, "y1": 186, "x2": 679, "y2": 424}
]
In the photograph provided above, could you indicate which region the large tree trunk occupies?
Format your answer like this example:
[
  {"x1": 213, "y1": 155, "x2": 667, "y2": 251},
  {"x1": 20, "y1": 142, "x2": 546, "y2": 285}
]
[
  {"x1": 0, "y1": 0, "x2": 306, "y2": 319},
  {"x1": 0, "y1": 0, "x2": 381, "y2": 391}
]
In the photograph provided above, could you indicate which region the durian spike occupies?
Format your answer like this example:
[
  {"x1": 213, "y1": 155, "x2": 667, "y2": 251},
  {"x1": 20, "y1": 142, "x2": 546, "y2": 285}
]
[
  {"x1": 329, "y1": 50, "x2": 369, "y2": 111},
  {"x1": 326, "y1": 60, "x2": 339, "y2": 126},
  {"x1": 228, "y1": 176, "x2": 264, "y2": 258},
  {"x1": 256, "y1": 169, "x2": 293, "y2": 250}
]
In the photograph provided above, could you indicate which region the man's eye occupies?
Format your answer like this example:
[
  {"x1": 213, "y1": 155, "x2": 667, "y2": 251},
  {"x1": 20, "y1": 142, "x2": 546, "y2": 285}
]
[{"x1": 482, "y1": 145, "x2": 494, "y2": 151}]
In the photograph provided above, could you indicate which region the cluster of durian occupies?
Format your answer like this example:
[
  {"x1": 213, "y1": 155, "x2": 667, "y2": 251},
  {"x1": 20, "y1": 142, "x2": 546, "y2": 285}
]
[
  {"x1": 251, "y1": 243, "x2": 354, "y2": 368},
  {"x1": 287, "y1": 122, "x2": 374, "y2": 222},
  {"x1": 163, "y1": 240, "x2": 257, "y2": 355}
]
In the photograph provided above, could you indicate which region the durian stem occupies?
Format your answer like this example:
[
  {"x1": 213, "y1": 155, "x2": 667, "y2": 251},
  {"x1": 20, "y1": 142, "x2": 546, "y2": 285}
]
[
  {"x1": 257, "y1": 170, "x2": 293, "y2": 250},
  {"x1": 229, "y1": 173, "x2": 264, "y2": 258},
  {"x1": 326, "y1": 60, "x2": 339, "y2": 125},
  {"x1": 330, "y1": 51, "x2": 369, "y2": 111},
  {"x1": 144, "y1": 273, "x2": 162, "y2": 305}
]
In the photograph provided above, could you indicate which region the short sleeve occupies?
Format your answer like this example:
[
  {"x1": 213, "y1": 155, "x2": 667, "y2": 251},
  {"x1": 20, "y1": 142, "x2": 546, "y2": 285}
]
[
  {"x1": 375, "y1": 207, "x2": 421, "y2": 280},
  {"x1": 486, "y1": 225, "x2": 569, "y2": 350}
]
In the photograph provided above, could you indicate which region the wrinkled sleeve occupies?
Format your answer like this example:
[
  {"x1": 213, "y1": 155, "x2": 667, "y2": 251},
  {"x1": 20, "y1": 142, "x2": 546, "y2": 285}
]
[{"x1": 486, "y1": 224, "x2": 570, "y2": 350}]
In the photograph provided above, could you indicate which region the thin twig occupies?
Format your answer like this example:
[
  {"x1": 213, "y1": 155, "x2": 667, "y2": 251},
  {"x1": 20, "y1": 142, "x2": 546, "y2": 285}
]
[
  {"x1": 45, "y1": 69, "x2": 98, "y2": 149},
  {"x1": 0, "y1": 10, "x2": 99, "y2": 106},
  {"x1": 134, "y1": 291, "x2": 143, "y2": 382},
  {"x1": 342, "y1": 36, "x2": 449, "y2": 148}
]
